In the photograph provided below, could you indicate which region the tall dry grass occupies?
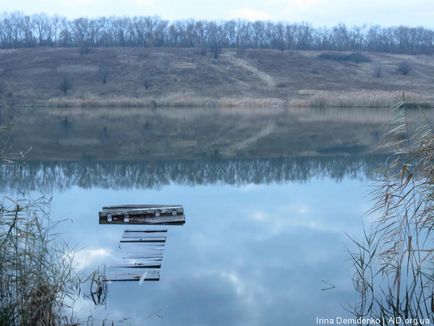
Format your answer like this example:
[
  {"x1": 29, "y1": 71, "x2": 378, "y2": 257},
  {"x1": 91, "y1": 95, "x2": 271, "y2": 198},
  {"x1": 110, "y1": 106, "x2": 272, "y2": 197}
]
[
  {"x1": 45, "y1": 94, "x2": 285, "y2": 108},
  {"x1": 0, "y1": 195, "x2": 81, "y2": 325},
  {"x1": 43, "y1": 91, "x2": 433, "y2": 109},
  {"x1": 348, "y1": 102, "x2": 433, "y2": 323},
  {"x1": 292, "y1": 90, "x2": 430, "y2": 108}
]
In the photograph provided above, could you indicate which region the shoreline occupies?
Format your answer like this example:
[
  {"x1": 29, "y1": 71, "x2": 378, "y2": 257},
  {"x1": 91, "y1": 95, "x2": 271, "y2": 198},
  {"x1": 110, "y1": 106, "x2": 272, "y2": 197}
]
[{"x1": 21, "y1": 91, "x2": 434, "y2": 109}]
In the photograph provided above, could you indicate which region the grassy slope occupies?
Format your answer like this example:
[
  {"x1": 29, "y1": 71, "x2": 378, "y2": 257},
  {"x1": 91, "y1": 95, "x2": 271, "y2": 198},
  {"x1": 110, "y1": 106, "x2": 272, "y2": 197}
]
[{"x1": 1, "y1": 47, "x2": 434, "y2": 107}]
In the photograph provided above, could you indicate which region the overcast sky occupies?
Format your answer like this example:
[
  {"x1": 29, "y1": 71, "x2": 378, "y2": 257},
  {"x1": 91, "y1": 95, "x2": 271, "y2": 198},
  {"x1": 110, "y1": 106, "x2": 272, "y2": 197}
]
[{"x1": 2, "y1": 0, "x2": 434, "y2": 28}]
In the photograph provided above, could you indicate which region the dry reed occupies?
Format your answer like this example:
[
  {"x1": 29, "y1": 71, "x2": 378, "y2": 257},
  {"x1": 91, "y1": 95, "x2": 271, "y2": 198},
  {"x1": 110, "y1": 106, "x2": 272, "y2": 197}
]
[
  {"x1": 0, "y1": 195, "x2": 81, "y2": 325},
  {"x1": 348, "y1": 102, "x2": 433, "y2": 324}
]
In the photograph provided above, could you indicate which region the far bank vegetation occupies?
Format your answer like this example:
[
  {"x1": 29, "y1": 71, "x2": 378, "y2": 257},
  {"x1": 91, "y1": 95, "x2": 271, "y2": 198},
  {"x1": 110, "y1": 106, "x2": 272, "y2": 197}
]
[
  {"x1": 1, "y1": 13, "x2": 434, "y2": 108},
  {"x1": 1, "y1": 13, "x2": 433, "y2": 54}
]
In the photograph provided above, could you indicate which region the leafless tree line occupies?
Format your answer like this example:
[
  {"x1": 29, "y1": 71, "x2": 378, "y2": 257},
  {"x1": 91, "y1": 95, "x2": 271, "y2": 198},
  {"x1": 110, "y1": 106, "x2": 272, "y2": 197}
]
[{"x1": 0, "y1": 12, "x2": 433, "y2": 54}]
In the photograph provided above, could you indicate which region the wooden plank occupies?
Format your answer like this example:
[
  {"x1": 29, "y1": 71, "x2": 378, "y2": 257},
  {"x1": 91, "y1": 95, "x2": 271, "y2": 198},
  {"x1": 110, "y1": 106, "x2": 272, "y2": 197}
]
[
  {"x1": 122, "y1": 237, "x2": 165, "y2": 241},
  {"x1": 119, "y1": 242, "x2": 165, "y2": 246},
  {"x1": 109, "y1": 262, "x2": 161, "y2": 269},
  {"x1": 123, "y1": 253, "x2": 163, "y2": 257},
  {"x1": 121, "y1": 237, "x2": 166, "y2": 242},
  {"x1": 99, "y1": 214, "x2": 185, "y2": 225},
  {"x1": 104, "y1": 271, "x2": 160, "y2": 282},
  {"x1": 118, "y1": 244, "x2": 165, "y2": 250},
  {"x1": 122, "y1": 233, "x2": 166, "y2": 239},
  {"x1": 99, "y1": 203, "x2": 185, "y2": 225},
  {"x1": 119, "y1": 242, "x2": 164, "y2": 250},
  {"x1": 119, "y1": 239, "x2": 166, "y2": 243},
  {"x1": 124, "y1": 229, "x2": 168, "y2": 233},
  {"x1": 101, "y1": 208, "x2": 183, "y2": 216},
  {"x1": 123, "y1": 256, "x2": 163, "y2": 260},
  {"x1": 122, "y1": 233, "x2": 166, "y2": 237},
  {"x1": 100, "y1": 212, "x2": 183, "y2": 219},
  {"x1": 104, "y1": 275, "x2": 160, "y2": 282},
  {"x1": 120, "y1": 235, "x2": 166, "y2": 240},
  {"x1": 103, "y1": 204, "x2": 181, "y2": 210},
  {"x1": 102, "y1": 211, "x2": 183, "y2": 218},
  {"x1": 100, "y1": 206, "x2": 183, "y2": 216}
]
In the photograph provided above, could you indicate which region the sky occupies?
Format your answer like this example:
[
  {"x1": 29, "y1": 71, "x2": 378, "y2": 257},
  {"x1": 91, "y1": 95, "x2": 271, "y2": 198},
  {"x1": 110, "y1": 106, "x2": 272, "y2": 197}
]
[{"x1": 1, "y1": 0, "x2": 434, "y2": 28}]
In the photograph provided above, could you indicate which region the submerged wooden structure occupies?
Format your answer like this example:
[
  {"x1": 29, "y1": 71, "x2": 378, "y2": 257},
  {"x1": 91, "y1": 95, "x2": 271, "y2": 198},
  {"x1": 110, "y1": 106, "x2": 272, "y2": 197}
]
[
  {"x1": 103, "y1": 229, "x2": 168, "y2": 283},
  {"x1": 105, "y1": 271, "x2": 161, "y2": 282},
  {"x1": 99, "y1": 205, "x2": 185, "y2": 225},
  {"x1": 94, "y1": 204, "x2": 185, "y2": 286}
]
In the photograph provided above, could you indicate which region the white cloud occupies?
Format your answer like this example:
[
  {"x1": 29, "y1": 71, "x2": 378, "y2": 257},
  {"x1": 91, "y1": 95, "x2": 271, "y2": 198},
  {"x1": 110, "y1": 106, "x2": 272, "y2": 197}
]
[
  {"x1": 222, "y1": 272, "x2": 245, "y2": 297},
  {"x1": 71, "y1": 248, "x2": 111, "y2": 270},
  {"x1": 246, "y1": 205, "x2": 337, "y2": 235},
  {"x1": 251, "y1": 211, "x2": 268, "y2": 221},
  {"x1": 228, "y1": 7, "x2": 272, "y2": 21}
]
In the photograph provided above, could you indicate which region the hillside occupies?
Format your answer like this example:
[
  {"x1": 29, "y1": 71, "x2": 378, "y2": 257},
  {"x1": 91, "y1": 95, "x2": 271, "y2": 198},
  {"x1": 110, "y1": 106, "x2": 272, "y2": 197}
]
[{"x1": 1, "y1": 47, "x2": 434, "y2": 108}]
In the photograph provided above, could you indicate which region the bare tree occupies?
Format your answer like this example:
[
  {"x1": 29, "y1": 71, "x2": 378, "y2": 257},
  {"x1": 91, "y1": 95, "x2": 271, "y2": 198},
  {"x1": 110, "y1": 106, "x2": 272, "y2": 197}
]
[
  {"x1": 0, "y1": 12, "x2": 433, "y2": 54},
  {"x1": 99, "y1": 67, "x2": 109, "y2": 84},
  {"x1": 59, "y1": 76, "x2": 72, "y2": 95}
]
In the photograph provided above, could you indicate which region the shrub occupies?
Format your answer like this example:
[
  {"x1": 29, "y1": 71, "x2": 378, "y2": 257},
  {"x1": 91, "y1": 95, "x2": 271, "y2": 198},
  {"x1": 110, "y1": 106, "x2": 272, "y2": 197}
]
[
  {"x1": 99, "y1": 68, "x2": 109, "y2": 84},
  {"x1": 372, "y1": 64, "x2": 382, "y2": 78},
  {"x1": 59, "y1": 76, "x2": 72, "y2": 95},
  {"x1": 209, "y1": 43, "x2": 222, "y2": 59},
  {"x1": 79, "y1": 43, "x2": 90, "y2": 56},
  {"x1": 198, "y1": 47, "x2": 208, "y2": 56},
  {"x1": 398, "y1": 61, "x2": 411, "y2": 75},
  {"x1": 0, "y1": 81, "x2": 6, "y2": 96}
]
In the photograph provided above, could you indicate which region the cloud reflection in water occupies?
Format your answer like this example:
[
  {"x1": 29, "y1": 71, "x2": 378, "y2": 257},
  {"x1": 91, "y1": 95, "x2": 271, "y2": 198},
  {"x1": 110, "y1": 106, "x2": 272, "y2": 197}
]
[{"x1": 44, "y1": 176, "x2": 370, "y2": 325}]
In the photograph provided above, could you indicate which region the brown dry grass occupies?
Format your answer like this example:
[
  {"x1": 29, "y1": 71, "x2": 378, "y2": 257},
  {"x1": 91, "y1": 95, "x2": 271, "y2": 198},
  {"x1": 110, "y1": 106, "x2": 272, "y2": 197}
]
[
  {"x1": 289, "y1": 90, "x2": 430, "y2": 108},
  {"x1": 1, "y1": 47, "x2": 434, "y2": 108}
]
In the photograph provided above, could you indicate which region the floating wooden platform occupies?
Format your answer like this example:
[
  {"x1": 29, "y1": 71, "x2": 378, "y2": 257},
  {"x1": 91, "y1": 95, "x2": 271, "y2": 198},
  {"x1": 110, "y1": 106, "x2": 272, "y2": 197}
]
[{"x1": 99, "y1": 205, "x2": 185, "y2": 225}]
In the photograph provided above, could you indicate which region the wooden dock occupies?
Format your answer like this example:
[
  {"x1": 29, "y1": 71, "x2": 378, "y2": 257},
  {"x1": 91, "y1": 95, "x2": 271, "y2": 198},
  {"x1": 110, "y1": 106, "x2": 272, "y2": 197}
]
[
  {"x1": 99, "y1": 205, "x2": 185, "y2": 225},
  {"x1": 96, "y1": 205, "x2": 185, "y2": 285}
]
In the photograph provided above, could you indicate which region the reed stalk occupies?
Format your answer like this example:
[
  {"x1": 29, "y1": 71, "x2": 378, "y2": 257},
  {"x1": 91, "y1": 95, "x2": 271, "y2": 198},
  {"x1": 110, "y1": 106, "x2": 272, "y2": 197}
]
[{"x1": 348, "y1": 102, "x2": 433, "y2": 324}]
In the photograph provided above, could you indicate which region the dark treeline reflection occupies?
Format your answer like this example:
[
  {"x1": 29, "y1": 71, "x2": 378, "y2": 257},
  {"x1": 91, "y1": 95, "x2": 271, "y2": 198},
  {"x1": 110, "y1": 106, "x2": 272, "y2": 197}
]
[{"x1": 1, "y1": 156, "x2": 386, "y2": 191}]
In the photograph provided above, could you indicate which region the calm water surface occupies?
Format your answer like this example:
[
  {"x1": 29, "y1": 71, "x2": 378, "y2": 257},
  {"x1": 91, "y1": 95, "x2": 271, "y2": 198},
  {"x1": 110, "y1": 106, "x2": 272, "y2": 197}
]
[
  {"x1": 39, "y1": 173, "x2": 371, "y2": 325},
  {"x1": 1, "y1": 107, "x2": 401, "y2": 325}
]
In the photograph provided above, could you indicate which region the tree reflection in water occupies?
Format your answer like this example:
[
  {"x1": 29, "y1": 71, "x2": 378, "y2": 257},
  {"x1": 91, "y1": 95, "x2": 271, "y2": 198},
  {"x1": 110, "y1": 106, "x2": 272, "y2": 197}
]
[{"x1": 0, "y1": 156, "x2": 386, "y2": 192}]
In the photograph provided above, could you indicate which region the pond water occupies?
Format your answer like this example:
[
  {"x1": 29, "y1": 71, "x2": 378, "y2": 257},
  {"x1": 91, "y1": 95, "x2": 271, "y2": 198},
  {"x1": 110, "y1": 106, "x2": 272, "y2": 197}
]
[
  {"x1": 2, "y1": 106, "x2": 422, "y2": 325},
  {"x1": 2, "y1": 159, "x2": 377, "y2": 325}
]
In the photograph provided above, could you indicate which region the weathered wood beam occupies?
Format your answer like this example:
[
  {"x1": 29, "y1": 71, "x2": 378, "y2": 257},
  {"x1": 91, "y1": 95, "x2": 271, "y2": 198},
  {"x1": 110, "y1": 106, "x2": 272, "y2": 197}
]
[
  {"x1": 99, "y1": 205, "x2": 185, "y2": 225},
  {"x1": 122, "y1": 255, "x2": 163, "y2": 260},
  {"x1": 104, "y1": 271, "x2": 160, "y2": 282},
  {"x1": 123, "y1": 229, "x2": 168, "y2": 233},
  {"x1": 103, "y1": 205, "x2": 181, "y2": 210},
  {"x1": 109, "y1": 262, "x2": 161, "y2": 269},
  {"x1": 119, "y1": 239, "x2": 166, "y2": 243}
]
